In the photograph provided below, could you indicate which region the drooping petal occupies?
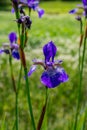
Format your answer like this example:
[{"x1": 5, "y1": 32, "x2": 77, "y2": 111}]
[
  {"x1": 0, "y1": 49, "x2": 10, "y2": 54},
  {"x1": 69, "y1": 9, "x2": 78, "y2": 14},
  {"x1": 43, "y1": 41, "x2": 57, "y2": 62},
  {"x1": 28, "y1": 65, "x2": 37, "y2": 77},
  {"x1": 12, "y1": 49, "x2": 20, "y2": 60},
  {"x1": 41, "y1": 67, "x2": 69, "y2": 88},
  {"x1": 0, "y1": 49, "x2": 4, "y2": 54},
  {"x1": 9, "y1": 32, "x2": 17, "y2": 44},
  {"x1": 36, "y1": 7, "x2": 44, "y2": 18}
]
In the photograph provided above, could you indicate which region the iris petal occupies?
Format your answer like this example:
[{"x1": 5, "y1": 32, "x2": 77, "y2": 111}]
[
  {"x1": 9, "y1": 32, "x2": 17, "y2": 44},
  {"x1": 28, "y1": 65, "x2": 37, "y2": 76},
  {"x1": 37, "y1": 8, "x2": 44, "y2": 18},
  {"x1": 0, "y1": 49, "x2": 4, "y2": 54},
  {"x1": 11, "y1": 8, "x2": 15, "y2": 13},
  {"x1": 20, "y1": 0, "x2": 27, "y2": 4},
  {"x1": 10, "y1": 43, "x2": 19, "y2": 49},
  {"x1": 41, "y1": 67, "x2": 69, "y2": 88},
  {"x1": 43, "y1": 41, "x2": 57, "y2": 62},
  {"x1": 27, "y1": 0, "x2": 39, "y2": 9},
  {"x1": 82, "y1": 0, "x2": 87, "y2": 6},
  {"x1": 12, "y1": 49, "x2": 20, "y2": 60},
  {"x1": 69, "y1": 9, "x2": 78, "y2": 14}
]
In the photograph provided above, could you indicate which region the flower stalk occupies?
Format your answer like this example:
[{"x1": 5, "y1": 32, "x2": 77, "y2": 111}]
[
  {"x1": 9, "y1": 55, "x2": 19, "y2": 130},
  {"x1": 74, "y1": 19, "x2": 87, "y2": 130},
  {"x1": 37, "y1": 87, "x2": 48, "y2": 130}
]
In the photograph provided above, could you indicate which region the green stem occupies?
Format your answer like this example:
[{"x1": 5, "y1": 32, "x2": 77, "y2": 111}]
[
  {"x1": 17, "y1": 64, "x2": 22, "y2": 93},
  {"x1": 74, "y1": 21, "x2": 87, "y2": 130},
  {"x1": 19, "y1": 19, "x2": 36, "y2": 130},
  {"x1": 9, "y1": 55, "x2": 18, "y2": 130},
  {"x1": 13, "y1": 2, "x2": 36, "y2": 129},
  {"x1": 24, "y1": 67, "x2": 36, "y2": 130},
  {"x1": 15, "y1": 64, "x2": 22, "y2": 130},
  {"x1": 37, "y1": 87, "x2": 48, "y2": 130},
  {"x1": 15, "y1": 93, "x2": 18, "y2": 130},
  {"x1": 82, "y1": 108, "x2": 87, "y2": 130}
]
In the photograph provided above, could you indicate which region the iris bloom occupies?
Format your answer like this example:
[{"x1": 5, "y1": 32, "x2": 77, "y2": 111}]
[
  {"x1": 12, "y1": 0, "x2": 44, "y2": 18},
  {"x1": 82, "y1": 0, "x2": 87, "y2": 6},
  {"x1": 69, "y1": 0, "x2": 87, "y2": 18},
  {"x1": 0, "y1": 32, "x2": 20, "y2": 60},
  {"x1": 82, "y1": 0, "x2": 87, "y2": 16},
  {"x1": 28, "y1": 41, "x2": 69, "y2": 88},
  {"x1": 20, "y1": 0, "x2": 44, "y2": 18}
]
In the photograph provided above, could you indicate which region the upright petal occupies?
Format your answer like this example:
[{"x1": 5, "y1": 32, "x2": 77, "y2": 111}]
[
  {"x1": 43, "y1": 41, "x2": 57, "y2": 62},
  {"x1": 27, "y1": 0, "x2": 39, "y2": 9},
  {"x1": 82, "y1": 0, "x2": 87, "y2": 6},
  {"x1": 41, "y1": 67, "x2": 69, "y2": 88},
  {"x1": 9, "y1": 32, "x2": 17, "y2": 44}
]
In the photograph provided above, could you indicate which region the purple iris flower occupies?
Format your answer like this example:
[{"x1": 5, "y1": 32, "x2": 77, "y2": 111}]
[
  {"x1": 82, "y1": 0, "x2": 87, "y2": 6},
  {"x1": 0, "y1": 32, "x2": 20, "y2": 60},
  {"x1": 20, "y1": 0, "x2": 44, "y2": 18},
  {"x1": 82, "y1": 0, "x2": 87, "y2": 17},
  {"x1": 28, "y1": 41, "x2": 69, "y2": 88},
  {"x1": 69, "y1": 1, "x2": 87, "y2": 18}
]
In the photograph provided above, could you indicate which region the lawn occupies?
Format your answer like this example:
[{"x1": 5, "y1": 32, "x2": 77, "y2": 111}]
[
  {"x1": 40, "y1": 1, "x2": 81, "y2": 14},
  {"x1": 0, "y1": 1, "x2": 87, "y2": 130}
]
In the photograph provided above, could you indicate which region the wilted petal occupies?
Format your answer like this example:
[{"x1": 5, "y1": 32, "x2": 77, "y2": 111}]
[
  {"x1": 10, "y1": 43, "x2": 19, "y2": 49},
  {"x1": 12, "y1": 49, "x2": 20, "y2": 60},
  {"x1": 43, "y1": 41, "x2": 57, "y2": 62},
  {"x1": 9, "y1": 32, "x2": 17, "y2": 44},
  {"x1": 28, "y1": 65, "x2": 37, "y2": 77},
  {"x1": 41, "y1": 67, "x2": 69, "y2": 88}
]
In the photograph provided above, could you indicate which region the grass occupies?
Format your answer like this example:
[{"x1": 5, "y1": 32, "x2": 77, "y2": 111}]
[
  {"x1": 0, "y1": 1, "x2": 87, "y2": 130},
  {"x1": 40, "y1": 1, "x2": 81, "y2": 14}
]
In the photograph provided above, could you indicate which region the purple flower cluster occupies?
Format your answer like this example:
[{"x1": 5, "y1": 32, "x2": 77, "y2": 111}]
[
  {"x1": 0, "y1": 32, "x2": 20, "y2": 60},
  {"x1": 28, "y1": 41, "x2": 69, "y2": 88},
  {"x1": 69, "y1": 0, "x2": 87, "y2": 18},
  {"x1": 12, "y1": 0, "x2": 44, "y2": 18},
  {"x1": 20, "y1": 0, "x2": 44, "y2": 18}
]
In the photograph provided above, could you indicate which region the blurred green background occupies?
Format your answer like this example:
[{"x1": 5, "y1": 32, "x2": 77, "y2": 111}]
[{"x1": 0, "y1": 0, "x2": 87, "y2": 130}]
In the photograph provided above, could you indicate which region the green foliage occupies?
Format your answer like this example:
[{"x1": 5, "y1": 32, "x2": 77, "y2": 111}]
[{"x1": 0, "y1": 1, "x2": 87, "y2": 130}]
